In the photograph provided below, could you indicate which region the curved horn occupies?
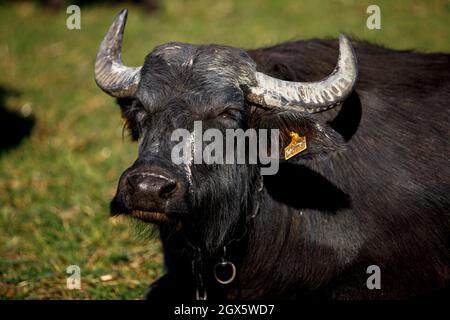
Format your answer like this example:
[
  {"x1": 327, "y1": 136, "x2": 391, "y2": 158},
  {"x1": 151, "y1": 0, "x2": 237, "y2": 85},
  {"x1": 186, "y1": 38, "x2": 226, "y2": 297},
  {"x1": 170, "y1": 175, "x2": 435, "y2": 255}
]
[
  {"x1": 246, "y1": 34, "x2": 358, "y2": 113},
  {"x1": 94, "y1": 9, "x2": 141, "y2": 97}
]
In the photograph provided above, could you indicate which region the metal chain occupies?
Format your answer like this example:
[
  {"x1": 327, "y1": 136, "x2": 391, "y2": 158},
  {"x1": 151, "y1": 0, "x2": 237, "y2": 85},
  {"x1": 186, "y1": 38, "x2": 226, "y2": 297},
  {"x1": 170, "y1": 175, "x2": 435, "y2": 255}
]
[{"x1": 188, "y1": 172, "x2": 264, "y2": 300}]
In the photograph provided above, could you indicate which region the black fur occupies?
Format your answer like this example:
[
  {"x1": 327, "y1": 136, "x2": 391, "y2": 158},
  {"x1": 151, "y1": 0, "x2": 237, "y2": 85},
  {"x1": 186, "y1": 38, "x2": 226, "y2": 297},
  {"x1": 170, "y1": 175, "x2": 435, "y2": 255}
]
[{"x1": 112, "y1": 38, "x2": 450, "y2": 300}]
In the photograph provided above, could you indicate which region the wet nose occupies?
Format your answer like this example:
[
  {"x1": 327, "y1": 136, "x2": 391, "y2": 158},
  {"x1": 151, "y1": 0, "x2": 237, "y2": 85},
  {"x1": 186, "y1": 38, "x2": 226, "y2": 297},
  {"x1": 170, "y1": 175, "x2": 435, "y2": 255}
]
[{"x1": 127, "y1": 173, "x2": 177, "y2": 202}]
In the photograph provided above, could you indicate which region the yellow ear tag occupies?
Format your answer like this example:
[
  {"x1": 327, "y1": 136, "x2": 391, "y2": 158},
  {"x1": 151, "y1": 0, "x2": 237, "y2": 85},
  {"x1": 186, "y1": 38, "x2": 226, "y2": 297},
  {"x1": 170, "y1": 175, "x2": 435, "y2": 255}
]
[{"x1": 284, "y1": 132, "x2": 307, "y2": 160}]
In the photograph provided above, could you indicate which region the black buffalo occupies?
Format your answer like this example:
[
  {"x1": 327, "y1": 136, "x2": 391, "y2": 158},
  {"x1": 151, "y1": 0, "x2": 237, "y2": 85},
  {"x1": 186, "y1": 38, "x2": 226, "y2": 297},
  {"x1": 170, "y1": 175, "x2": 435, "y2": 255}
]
[{"x1": 94, "y1": 9, "x2": 450, "y2": 300}]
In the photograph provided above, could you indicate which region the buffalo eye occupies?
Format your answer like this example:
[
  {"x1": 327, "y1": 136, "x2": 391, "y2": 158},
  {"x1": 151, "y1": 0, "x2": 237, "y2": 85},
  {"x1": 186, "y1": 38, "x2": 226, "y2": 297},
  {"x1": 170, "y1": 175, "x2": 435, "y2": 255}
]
[{"x1": 217, "y1": 108, "x2": 242, "y2": 121}]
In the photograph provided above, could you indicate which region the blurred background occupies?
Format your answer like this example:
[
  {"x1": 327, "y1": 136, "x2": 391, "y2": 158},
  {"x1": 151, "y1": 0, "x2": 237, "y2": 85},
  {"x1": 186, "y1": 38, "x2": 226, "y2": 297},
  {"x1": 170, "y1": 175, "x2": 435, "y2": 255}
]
[{"x1": 0, "y1": 0, "x2": 449, "y2": 299}]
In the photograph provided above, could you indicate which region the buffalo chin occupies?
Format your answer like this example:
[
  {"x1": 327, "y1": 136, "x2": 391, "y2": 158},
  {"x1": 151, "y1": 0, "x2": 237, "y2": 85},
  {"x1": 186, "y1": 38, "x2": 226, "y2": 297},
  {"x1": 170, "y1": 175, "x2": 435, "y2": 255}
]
[{"x1": 129, "y1": 210, "x2": 172, "y2": 224}]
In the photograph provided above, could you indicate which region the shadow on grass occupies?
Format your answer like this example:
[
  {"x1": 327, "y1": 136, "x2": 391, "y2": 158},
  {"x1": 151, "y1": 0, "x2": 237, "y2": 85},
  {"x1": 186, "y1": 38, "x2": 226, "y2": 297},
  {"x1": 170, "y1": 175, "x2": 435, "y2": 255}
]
[{"x1": 0, "y1": 86, "x2": 35, "y2": 155}]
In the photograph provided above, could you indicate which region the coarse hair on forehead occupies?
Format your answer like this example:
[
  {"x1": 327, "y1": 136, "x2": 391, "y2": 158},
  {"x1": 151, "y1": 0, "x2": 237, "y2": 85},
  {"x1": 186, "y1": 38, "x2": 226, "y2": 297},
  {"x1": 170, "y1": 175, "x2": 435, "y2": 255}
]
[
  {"x1": 151, "y1": 42, "x2": 255, "y2": 67},
  {"x1": 142, "y1": 42, "x2": 257, "y2": 84},
  {"x1": 135, "y1": 43, "x2": 258, "y2": 107}
]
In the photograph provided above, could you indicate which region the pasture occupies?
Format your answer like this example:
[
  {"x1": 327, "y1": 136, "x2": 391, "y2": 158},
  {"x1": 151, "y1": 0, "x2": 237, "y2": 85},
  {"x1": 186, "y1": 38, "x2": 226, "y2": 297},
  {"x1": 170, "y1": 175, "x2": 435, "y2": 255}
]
[{"x1": 0, "y1": 0, "x2": 449, "y2": 299}]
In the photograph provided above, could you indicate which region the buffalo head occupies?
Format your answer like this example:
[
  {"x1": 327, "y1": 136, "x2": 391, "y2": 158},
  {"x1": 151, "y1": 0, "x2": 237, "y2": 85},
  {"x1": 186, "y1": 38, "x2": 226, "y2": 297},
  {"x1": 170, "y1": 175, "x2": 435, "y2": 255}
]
[{"x1": 94, "y1": 9, "x2": 357, "y2": 249}]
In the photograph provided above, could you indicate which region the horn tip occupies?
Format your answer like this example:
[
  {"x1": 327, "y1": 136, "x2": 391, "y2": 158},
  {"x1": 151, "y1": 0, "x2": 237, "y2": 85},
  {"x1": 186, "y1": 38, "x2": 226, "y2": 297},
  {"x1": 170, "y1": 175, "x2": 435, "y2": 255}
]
[
  {"x1": 119, "y1": 8, "x2": 128, "y2": 17},
  {"x1": 338, "y1": 33, "x2": 350, "y2": 44},
  {"x1": 116, "y1": 8, "x2": 128, "y2": 25}
]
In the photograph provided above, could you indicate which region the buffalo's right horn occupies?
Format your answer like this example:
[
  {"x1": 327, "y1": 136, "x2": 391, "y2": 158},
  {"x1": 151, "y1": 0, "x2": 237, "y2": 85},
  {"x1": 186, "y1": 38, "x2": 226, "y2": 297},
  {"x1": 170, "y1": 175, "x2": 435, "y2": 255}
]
[{"x1": 94, "y1": 9, "x2": 141, "y2": 97}]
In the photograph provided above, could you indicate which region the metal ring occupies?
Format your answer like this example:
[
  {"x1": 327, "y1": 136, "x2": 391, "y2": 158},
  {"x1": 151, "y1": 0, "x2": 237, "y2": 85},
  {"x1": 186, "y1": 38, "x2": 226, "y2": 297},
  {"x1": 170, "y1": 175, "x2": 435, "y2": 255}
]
[
  {"x1": 213, "y1": 261, "x2": 236, "y2": 285},
  {"x1": 258, "y1": 175, "x2": 264, "y2": 192}
]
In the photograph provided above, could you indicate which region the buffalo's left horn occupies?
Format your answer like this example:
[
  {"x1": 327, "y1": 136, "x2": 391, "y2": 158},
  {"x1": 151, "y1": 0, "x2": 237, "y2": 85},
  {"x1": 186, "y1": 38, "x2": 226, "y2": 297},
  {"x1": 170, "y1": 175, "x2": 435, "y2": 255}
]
[
  {"x1": 245, "y1": 34, "x2": 358, "y2": 113},
  {"x1": 95, "y1": 9, "x2": 141, "y2": 97}
]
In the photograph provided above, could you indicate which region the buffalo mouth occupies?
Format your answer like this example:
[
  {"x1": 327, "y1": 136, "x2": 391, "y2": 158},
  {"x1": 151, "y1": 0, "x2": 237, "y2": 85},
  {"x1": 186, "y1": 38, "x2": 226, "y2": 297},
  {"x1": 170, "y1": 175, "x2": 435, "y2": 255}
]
[{"x1": 128, "y1": 210, "x2": 172, "y2": 224}]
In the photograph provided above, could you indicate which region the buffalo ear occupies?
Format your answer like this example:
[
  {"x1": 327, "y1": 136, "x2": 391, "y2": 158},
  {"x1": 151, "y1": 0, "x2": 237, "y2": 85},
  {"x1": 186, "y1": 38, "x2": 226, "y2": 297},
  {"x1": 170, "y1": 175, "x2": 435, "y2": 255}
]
[
  {"x1": 117, "y1": 97, "x2": 140, "y2": 141},
  {"x1": 248, "y1": 107, "x2": 346, "y2": 161}
]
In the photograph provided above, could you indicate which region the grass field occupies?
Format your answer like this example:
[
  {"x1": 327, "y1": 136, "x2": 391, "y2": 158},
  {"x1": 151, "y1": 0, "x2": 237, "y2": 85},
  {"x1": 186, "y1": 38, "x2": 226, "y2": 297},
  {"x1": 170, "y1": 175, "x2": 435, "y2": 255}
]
[{"x1": 0, "y1": 0, "x2": 449, "y2": 299}]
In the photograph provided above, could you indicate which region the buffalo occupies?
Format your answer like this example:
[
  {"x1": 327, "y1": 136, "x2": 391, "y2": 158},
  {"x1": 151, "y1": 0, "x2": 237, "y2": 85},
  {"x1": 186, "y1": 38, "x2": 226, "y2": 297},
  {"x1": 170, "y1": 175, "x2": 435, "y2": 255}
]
[{"x1": 94, "y1": 9, "x2": 449, "y2": 300}]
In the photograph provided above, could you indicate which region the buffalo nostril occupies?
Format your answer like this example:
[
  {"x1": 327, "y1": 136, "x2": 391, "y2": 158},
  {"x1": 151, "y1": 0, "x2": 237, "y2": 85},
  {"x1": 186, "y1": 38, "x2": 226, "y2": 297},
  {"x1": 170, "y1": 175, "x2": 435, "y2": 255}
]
[
  {"x1": 159, "y1": 180, "x2": 177, "y2": 198},
  {"x1": 126, "y1": 174, "x2": 140, "y2": 192}
]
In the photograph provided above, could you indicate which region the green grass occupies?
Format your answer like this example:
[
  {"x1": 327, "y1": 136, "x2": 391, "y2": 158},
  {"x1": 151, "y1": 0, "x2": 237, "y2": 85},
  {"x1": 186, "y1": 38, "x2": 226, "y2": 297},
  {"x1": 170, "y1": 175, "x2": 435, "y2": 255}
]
[{"x1": 0, "y1": 0, "x2": 449, "y2": 299}]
